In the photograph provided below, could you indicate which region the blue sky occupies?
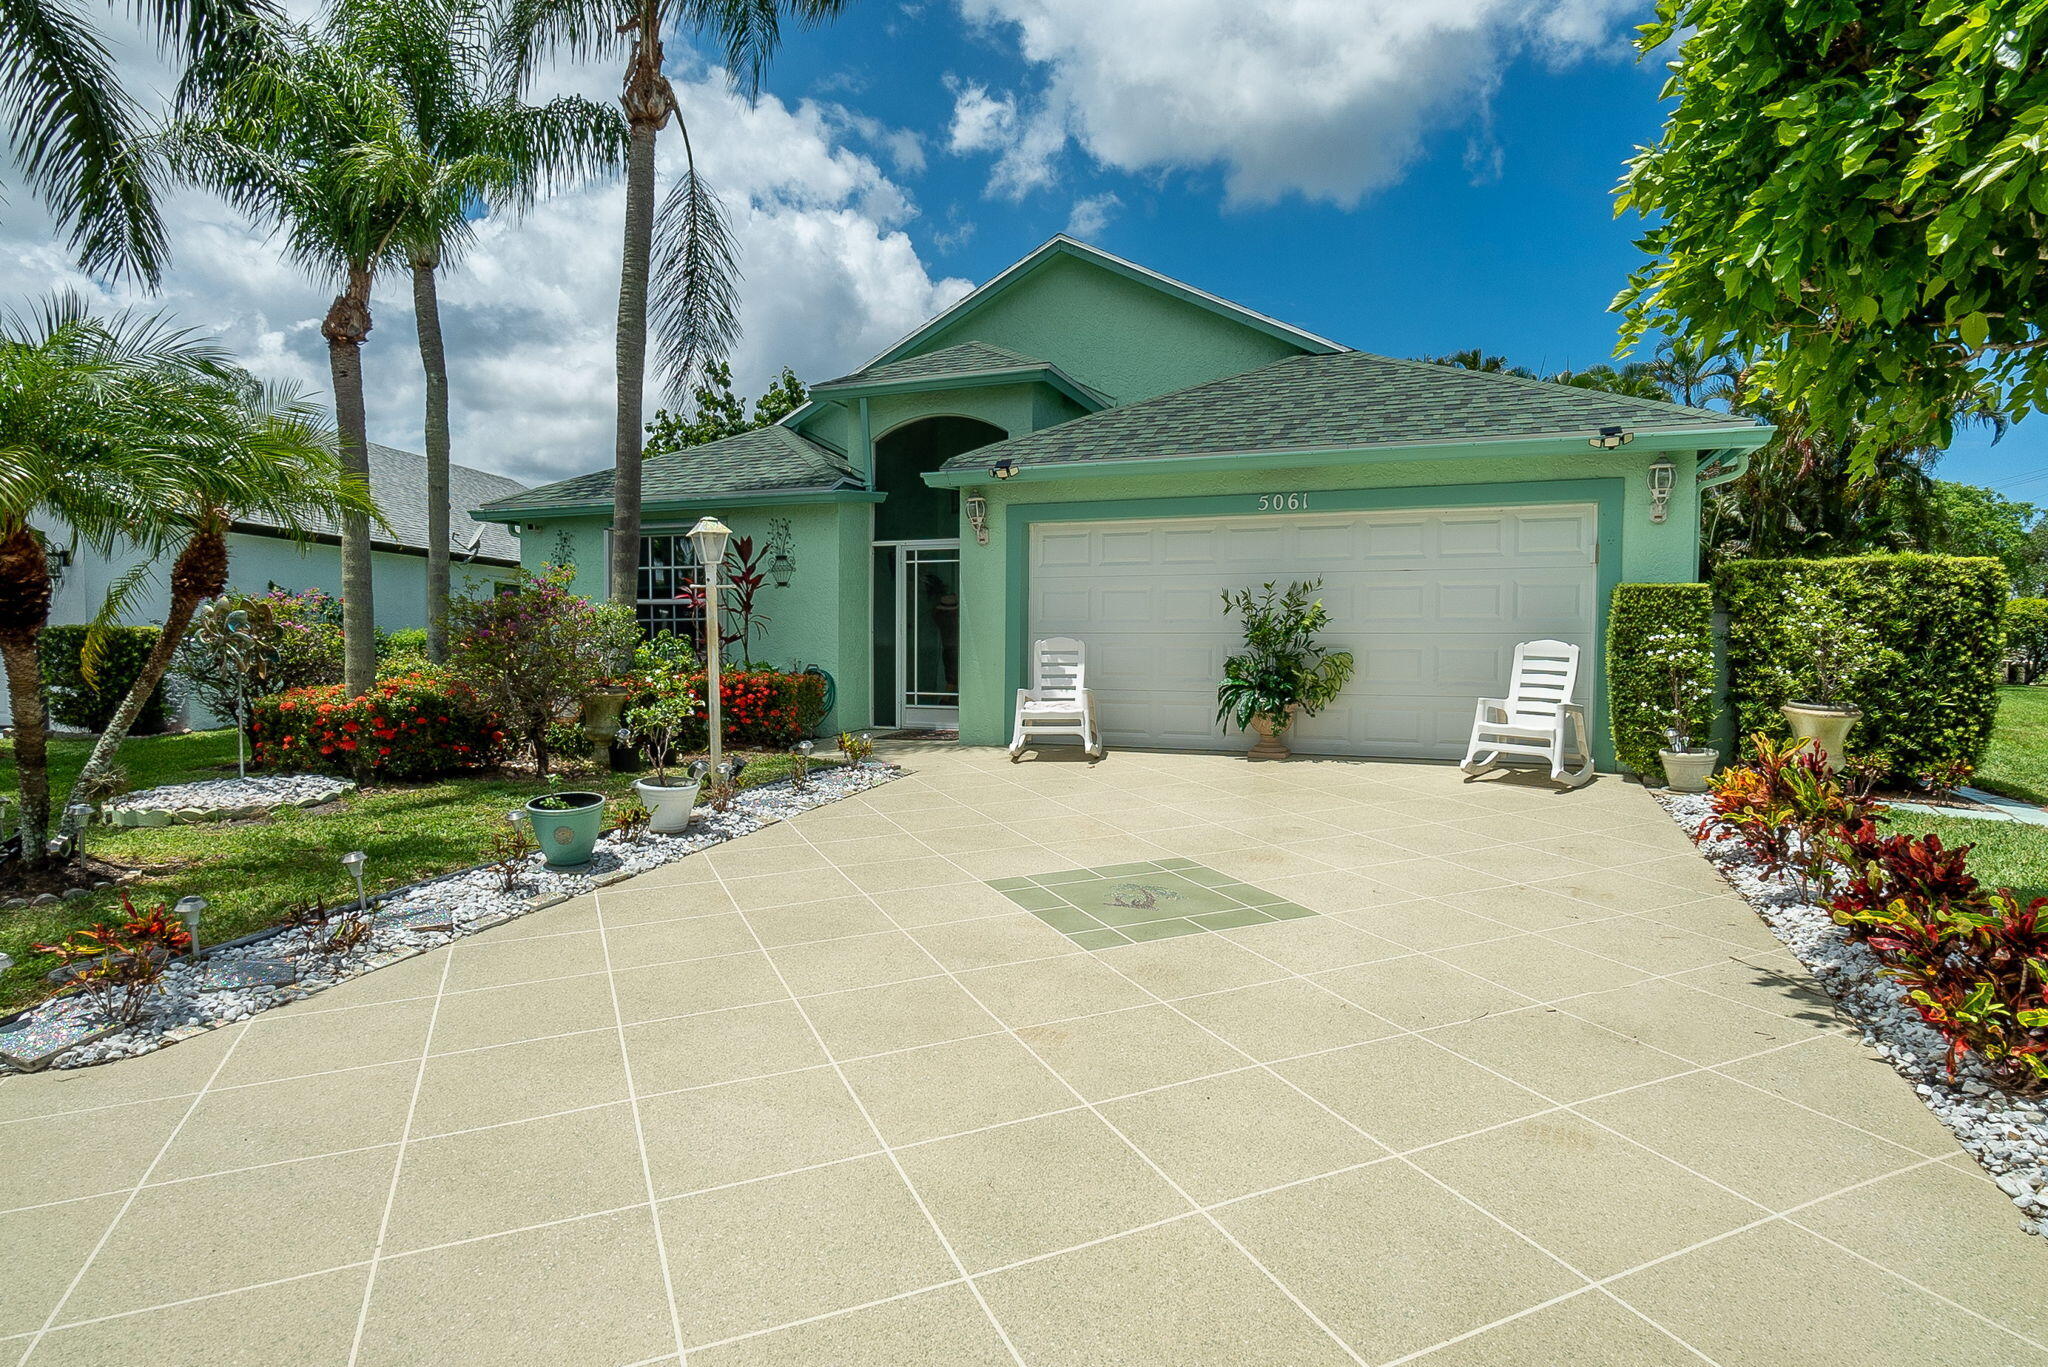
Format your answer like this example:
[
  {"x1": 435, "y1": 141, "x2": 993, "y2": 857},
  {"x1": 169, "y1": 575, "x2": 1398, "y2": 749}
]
[{"x1": 761, "y1": 2, "x2": 2044, "y2": 504}]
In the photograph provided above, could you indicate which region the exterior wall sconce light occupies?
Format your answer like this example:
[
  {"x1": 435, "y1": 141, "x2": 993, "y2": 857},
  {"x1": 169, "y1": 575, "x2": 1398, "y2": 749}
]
[
  {"x1": 1589, "y1": 426, "x2": 1634, "y2": 450},
  {"x1": 965, "y1": 494, "x2": 990, "y2": 546},
  {"x1": 989, "y1": 459, "x2": 1018, "y2": 480},
  {"x1": 1647, "y1": 457, "x2": 1676, "y2": 524}
]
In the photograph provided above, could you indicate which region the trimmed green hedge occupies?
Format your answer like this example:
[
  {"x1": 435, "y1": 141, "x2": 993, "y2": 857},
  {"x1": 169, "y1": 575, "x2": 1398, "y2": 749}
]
[
  {"x1": 37, "y1": 626, "x2": 175, "y2": 734},
  {"x1": 1607, "y1": 583, "x2": 1716, "y2": 777},
  {"x1": 1717, "y1": 555, "x2": 2007, "y2": 776}
]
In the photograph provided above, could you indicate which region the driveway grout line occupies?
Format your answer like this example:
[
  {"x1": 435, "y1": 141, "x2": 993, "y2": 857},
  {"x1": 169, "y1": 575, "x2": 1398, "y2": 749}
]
[
  {"x1": 590, "y1": 882, "x2": 692, "y2": 1366},
  {"x1": 10, "y1": 1004, "x2": 255, "y2": 1367},
  {"x1": 781, "y1": 819, "x2": 1377, "y2": 1367},
  {"x1": 693, "y1": 824, "x2": 1032, "y2": 1367},
  {"x1": 343, "y1": 937, "x2": 456, "y2": 1367}
]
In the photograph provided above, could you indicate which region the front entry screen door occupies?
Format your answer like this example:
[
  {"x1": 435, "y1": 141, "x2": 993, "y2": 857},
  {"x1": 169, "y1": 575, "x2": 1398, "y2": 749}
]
[{"x1": 899, "y1": 544, "x2": 960, "y2": 726}]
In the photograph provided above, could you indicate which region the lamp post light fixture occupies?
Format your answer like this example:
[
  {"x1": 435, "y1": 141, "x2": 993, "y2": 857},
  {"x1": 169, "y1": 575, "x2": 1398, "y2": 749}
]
[
  {"x1": 1647, "y1": 457, "x2": 1677, "y2": 524},
  {"x1": 687, "y1": 516, "x2": 734, "y2": 778},
  {"x1": 340, "y1": 850, "x2": 369, "y2": 913},
  {"x1": 175, "y1": 896, "x2": 208, "y2": 956}
]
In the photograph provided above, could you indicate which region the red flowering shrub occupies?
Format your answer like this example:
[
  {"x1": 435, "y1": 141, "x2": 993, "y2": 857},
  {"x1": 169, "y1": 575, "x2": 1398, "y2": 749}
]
[
  {"x1": 249, "y1": 672, "x2": 506, "y2": 780},
  {"x1": 622, "y1": 668, "x2": 828, "y2": 753}
]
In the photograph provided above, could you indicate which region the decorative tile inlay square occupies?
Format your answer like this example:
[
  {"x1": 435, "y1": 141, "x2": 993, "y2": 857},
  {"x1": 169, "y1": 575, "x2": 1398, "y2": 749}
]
[{"x1": 992, "y1": 859, "x2": 1316, "y2": 948}]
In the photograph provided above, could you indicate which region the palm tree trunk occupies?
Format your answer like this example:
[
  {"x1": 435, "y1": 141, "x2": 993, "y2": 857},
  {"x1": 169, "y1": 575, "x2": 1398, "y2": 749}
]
[
  {"x1": 324, "y1": 266, "x2": 378, "y2": 695},
  {"x1": 611, "y1": 115, "x2": 659, "y2": 610},
  {"x1": 414, "y1": 254, "x2": 452, "y2": 663},
  {"x1": 0, "y1": 524, "x2": 53, "y2": 865},
  {"x1": 62, "y1": 522, "x2": 229, "y2": 838}
]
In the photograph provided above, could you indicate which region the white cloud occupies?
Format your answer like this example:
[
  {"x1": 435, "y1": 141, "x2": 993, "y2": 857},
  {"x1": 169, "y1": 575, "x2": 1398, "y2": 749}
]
[
  {"x1": 951, "y1": 0, "x2": 1638, "y2": 206},
  {"x1": 0, "y1": 27, "x2": 971, "y2": 490},
  {"x1": 1064, "y1": 192, "x2": 1120, "y2": 238}
]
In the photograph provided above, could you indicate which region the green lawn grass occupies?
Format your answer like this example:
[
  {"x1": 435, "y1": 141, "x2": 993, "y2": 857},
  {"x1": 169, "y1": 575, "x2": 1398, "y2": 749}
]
[
  {"x1": 0, "y1": 731, "x2": 842, "y2": 1014},
  {"x1": 1972, "y1": 685, "x2": 2048, "y2": 807},
  {"x1": 1879, "y1": 809, "x2": 2048, "y2": 904}
]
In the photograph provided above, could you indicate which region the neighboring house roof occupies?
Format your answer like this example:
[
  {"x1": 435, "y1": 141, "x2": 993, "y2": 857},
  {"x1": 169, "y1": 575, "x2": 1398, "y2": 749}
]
[
  {"x1": 937, "y1": 350, "x2": 1768, "y2": 474},
  {"x1": 475, "y1": 424, "x2": 860, "y2": 519},
  {"x1": 237, "y1": 443, "x2": 526, "y2": 564}
]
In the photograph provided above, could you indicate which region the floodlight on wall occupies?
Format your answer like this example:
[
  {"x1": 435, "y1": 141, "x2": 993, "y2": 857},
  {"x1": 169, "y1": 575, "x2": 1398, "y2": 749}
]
[
  {"x1": 1589, "y1": 426, "x2": 1634, "y2": 450},
  {"x1": 965, "y1": 494, "x2": 990, "y2": 547},
  {"x1": 1647, "y1": 457, "x2": 1677, "y2": 524},
  {"x1": 989, "y1": 459, "x2": 1018, "y2": 480}
]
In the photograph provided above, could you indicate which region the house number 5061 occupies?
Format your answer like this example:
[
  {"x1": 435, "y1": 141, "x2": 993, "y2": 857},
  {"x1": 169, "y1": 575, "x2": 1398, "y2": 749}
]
[{"x1": 1257, "y1": 493, "x2": 1310, "y2": 511}]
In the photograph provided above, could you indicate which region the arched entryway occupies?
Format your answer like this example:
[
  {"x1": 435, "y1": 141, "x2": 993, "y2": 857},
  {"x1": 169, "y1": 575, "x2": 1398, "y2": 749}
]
[{"x1": 871, "y1": 416, "x2": 1006, "y2": 729}]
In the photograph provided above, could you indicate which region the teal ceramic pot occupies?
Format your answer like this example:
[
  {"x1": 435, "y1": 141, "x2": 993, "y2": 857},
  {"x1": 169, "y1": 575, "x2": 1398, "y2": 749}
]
[{"x1": 525, "y1": 791, "x2": 607, "y2": 868}]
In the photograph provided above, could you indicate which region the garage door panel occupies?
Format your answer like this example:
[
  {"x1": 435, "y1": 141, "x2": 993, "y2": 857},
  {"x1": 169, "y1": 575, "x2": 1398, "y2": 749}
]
[{"x1": 1029, "y1": 504, "x2": 1596, "y2": 760}]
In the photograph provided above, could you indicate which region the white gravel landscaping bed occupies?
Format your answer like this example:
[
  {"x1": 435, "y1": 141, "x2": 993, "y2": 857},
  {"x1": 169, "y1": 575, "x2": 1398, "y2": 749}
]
[
  {"x1": 2, "y1": 762, "x2": 900, "y2": 1073},
  {"x1": 100, "y1": 774, "x2": 357, "y2": 825},
  {"x1": 1658, "y1": 791, "x2": 2048, "y2": 1238}
]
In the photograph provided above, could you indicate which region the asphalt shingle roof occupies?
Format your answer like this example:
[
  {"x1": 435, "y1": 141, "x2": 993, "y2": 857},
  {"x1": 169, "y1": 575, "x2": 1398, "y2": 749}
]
[
  {"x1": 815, "y1": 340, "x2": 1044, "y2": 389},
  {"x1": 239, "y1": 443, "x2": 525, "y2": 563},
  {"x1": 941, "y1": 350, "x2": 1763, "y2": 472},
  {"x1": 477, "y1": 425, "x2": 858, "y2": 517}
]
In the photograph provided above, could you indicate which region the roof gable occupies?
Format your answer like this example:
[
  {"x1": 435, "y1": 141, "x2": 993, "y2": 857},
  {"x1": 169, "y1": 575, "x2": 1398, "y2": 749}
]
[{"x1": 935, "y1": 351, "x2": 1768, "y2": 475}]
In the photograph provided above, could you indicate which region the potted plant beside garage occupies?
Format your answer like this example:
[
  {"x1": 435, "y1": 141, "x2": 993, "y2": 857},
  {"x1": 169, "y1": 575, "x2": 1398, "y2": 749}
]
[
  {"x1": 1645, "y1": 628, "x2": 1719, "y2": 792},
  {"x1": 1769, "y1": 581, "x2": 1894, "y2": 773},
  {"x1": 1215, "y1": 580, "x2": 1356, "y2": 761}
]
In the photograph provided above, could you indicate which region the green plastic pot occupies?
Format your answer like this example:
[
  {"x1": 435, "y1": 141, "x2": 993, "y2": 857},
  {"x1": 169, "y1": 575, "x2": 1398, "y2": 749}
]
[{"x1": 524, "y1": 790, "x2": 607, "y2": 868}]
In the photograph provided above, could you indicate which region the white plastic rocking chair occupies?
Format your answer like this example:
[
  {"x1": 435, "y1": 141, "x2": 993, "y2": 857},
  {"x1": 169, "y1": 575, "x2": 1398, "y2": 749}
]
[
  {"x1": 1459, "y1": 638, "x2": 1594, "y2": 788},
  {"x1": 1009, "y1": 636, "x2": 1104, "y2": 762}
]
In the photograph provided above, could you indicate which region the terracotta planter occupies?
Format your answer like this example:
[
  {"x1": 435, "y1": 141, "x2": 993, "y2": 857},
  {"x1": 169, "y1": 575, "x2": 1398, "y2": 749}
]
[
  {"x1": 1780, "y1": 703, "x2": 1860, "y2": 773},
  {"x1": 1246, "y1": 705, "x2": 1300, "y2": 761},
  {"x1": 1658, "y1": 748, "x2": 1718, "y2": 793},
  {"x1": 633, "y1": 777, "x2": 700, "y2": 834}
]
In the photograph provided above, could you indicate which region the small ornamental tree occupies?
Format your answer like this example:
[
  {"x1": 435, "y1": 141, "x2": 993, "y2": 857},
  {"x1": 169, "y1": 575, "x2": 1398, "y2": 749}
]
[
  {"x1": 2006, "y1": 598, "x2": 2048, "y2": 684},
  {"x1": 448, "y1": 567, "x2": 636, "y2": 775}
]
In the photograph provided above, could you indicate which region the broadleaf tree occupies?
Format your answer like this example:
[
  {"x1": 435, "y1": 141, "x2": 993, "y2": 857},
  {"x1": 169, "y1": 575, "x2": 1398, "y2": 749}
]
[{"x1": 1616, "y1": 0, "x2": 2048, "y2": 474}]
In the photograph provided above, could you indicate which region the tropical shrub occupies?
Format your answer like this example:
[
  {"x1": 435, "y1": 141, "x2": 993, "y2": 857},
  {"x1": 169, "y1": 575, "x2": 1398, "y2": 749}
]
[
  {"x1": 184, "y1": 588, "x2": 344, "y2": 705},
  {"x1": 38, "y1": 625, "x2": 174, "y2": 733},
  {"x1": 33, "y1": 894, "x2": 191, "y2": 1025},
  {"x1": 376, "y1": 627, "x2": 432, "y2": 677},
  {"x1": 1830, "y1": 823, "x2": 1983, "y2": 939},
  {"x1": 1607, "y1": 582, "x2": 1715, "y2": 775},
  {"x1": 1699, "y1": 734, "x2": 1881, "y2": 896},
  {"x1": 627, "y1": 667, "x2": 830, "y2": 758},
  {"x1": 447, "y1": 567, "x2": 637, "y2": 776},
  {"x1": 1215, "y1": 579, "x2": 1356, "y2": 730},
  {"x1": 1717, "y1": 555, "x2": 2008, "y2": 777},
  {"x1": 249, "y1": 673, "x2": 505, "y2": 779}
]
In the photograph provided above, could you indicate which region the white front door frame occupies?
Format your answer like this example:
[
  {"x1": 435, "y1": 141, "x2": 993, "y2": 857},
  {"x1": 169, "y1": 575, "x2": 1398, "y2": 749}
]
[{"x1": 876, "y1": 538, "x2": 962, "y2": 729}]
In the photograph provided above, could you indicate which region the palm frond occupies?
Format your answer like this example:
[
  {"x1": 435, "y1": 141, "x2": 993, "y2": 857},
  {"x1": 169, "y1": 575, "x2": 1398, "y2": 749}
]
[
  {"x1": 649, "y1": 123, "x2": 740, "y2": 399},
  {"x1": 681, "y1": 0, "x2": 848, "y2": 96},
  {"x1": 0, "y1": 0, "x2": 167, "y2": 283},
  {"x1": 496, "y1": 0, "x2": 629, "y2": 94}
]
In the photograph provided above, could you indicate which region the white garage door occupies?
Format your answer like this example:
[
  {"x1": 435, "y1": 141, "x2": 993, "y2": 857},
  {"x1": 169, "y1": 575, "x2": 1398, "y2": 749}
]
[{"x1": 1027, "y1": 504, "x2": 1598, "y2": 759}]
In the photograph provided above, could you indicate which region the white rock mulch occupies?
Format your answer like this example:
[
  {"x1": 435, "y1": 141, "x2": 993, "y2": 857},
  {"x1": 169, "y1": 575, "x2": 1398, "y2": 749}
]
[
  {"x1": 4, "y1": 762, "x2": 899, "y2": 1072},
  {"x1": 100, "y1": 774, "x2": 357, "y2": 826},
  {"x1": 1658, "y1": 791, "x2": 2048, "y2": 1238}
]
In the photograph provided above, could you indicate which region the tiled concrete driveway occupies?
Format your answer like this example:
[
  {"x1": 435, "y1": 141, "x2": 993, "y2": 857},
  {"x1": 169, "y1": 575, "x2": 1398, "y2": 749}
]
[{"x1": 2, "y1": 743, "x2": 2042, "y2": 1367}]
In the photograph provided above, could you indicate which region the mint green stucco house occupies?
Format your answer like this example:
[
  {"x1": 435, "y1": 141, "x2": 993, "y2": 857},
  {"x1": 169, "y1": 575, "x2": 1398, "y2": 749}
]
[{"x1": 473, "y1": 237, "x2": 1770, "y2": 768}]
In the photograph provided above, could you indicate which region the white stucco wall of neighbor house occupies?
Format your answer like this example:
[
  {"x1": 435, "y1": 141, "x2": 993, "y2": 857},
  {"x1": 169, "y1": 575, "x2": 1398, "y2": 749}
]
[{"x1": 3, "y1": 527, "x2": 516, "y2": 729}]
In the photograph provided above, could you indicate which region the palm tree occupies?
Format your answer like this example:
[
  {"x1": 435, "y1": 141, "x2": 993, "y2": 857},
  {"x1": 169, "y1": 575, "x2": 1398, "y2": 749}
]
[
  {"x1": 501, "y1": 0, "x2": 847, "y2": 606},
  {"x1": 0, "y1": 297, "x2": 350, "y2": 868},
  {"x1": 0, "y1": 0, "x2": 275, "y2": 284},
  {"x1": 167, "y1": 19, "x2": 510, "y2": 693},
  {"x1": 1648, "y1": 337, "x2": 1744, "y2": 408},
  {"x1": 335, "y1": 0, "x2": 621, "y2": 661},
  {"x1": 1547, "y1": 362, "x2": 1671, "y2": 402},
  {"x1": 1424, "y1": 349, "x2": 1533, "y2": 377}
]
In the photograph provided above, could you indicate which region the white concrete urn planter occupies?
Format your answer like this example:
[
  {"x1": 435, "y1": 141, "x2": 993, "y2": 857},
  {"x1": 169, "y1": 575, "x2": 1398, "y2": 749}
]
[
  {"x1": 1658, "y1": 748, "x2": 1719, "y2": 793},
  {"x1": 1780, "y1": 703, "x2": 1860, "y2": 772},
  {"x1": 633, "y1": 776, "x2": 702, "y2": 834},
  {"x1": 1246, "y1": 705, "x2": 1301, "y2": 762}
]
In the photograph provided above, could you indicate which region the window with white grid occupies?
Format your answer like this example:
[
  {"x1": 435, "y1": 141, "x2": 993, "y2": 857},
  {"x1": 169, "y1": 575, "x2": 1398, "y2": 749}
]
[{"x1": 636, "y1": 532, "x2": 706, "y2": 643}]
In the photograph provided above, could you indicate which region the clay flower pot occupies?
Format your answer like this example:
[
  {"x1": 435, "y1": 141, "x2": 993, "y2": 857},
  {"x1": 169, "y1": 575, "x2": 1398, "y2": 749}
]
[{"x1": 1246, "y1": 705, "x2": 1301, "y2": 761}]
